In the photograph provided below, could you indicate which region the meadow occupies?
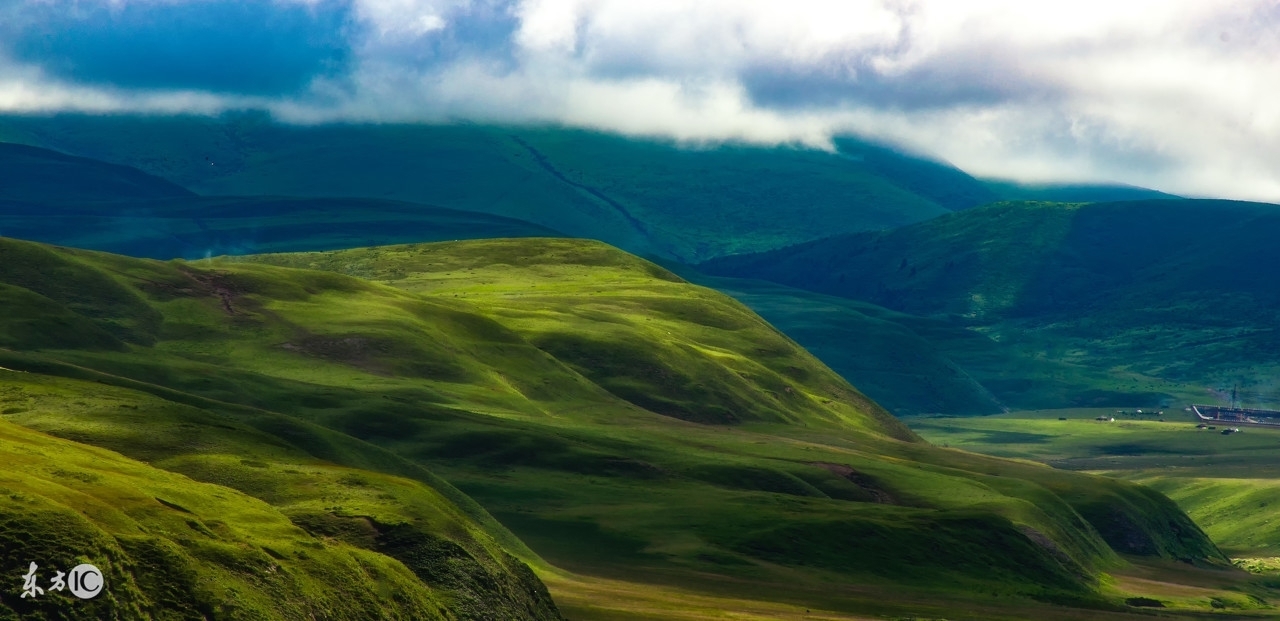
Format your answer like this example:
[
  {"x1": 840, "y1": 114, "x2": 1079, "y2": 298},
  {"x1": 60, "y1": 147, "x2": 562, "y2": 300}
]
[
  {"x1": 909, "y1": 409, "x2": 1280, "y2": 578},
  {"x1": 0, "y1": 234, "x2": 1261, "y2": 618},
  {"x1": 2, "y1": 134, "x2": 1277, "y2": 618}
]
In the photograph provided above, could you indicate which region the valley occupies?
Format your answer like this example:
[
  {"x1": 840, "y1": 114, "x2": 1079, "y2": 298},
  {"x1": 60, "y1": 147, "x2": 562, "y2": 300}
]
[
  {"x1": 1, "y1": 233, "x2": 1260, "y2": 619},
  {"x1": 909, "y1": 408, "x2": 1280, "y2": 579},
  {"x1": 4, "y1": 5, "x2": 1277, "y2": 619},
  {"x1": 2, "y1": 129, "x2": 1279, "y2": 619}
]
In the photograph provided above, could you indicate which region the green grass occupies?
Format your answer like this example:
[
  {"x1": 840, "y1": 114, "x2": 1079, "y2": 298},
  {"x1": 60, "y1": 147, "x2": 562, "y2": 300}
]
[
  {"x1": 0, "y1": 234, "x2": 1252, "y2": 618},
  {"x1": 674, "y1": 270, "x2": 1007, "y2": 415},
  {"x1": 0, "y1": 405, "x2": 455, "y2": 620},
  {"x1": 0, "y1": 370, "x2": 562, "y2": 620},
  {"x1": 908, "y1": 408, "x2": 1280, "y2": 561},
  {"x1": 0, "y1": 115, "x2": 999, "y2": 260}
]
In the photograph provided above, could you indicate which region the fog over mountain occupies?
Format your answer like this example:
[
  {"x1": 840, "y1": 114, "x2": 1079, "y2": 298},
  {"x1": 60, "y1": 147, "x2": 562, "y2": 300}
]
[{"x1": 2, "y1": 1, "x2": 1278, "y2": 200}]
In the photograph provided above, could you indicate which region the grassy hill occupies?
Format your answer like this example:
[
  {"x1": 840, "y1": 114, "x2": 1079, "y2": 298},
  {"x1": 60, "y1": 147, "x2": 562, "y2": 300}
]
[
  {"x1": 0, "y1": 114, "x2": 1000, "y2": 260},
  {"x1": 672, "y1": 270, "x2": 1007, "y2": 415},
  {"x1": 702, "y1": 199, "x2": 1280, "y2": 410},
  {"x1": 909, "y1": 408, "x2": 1280, "y2": 614},
  {"x1": 0, "y1": 234, "x2": 1242, "y2": 618},
  {"x1": 909, "y1": 409, "x2": 1280, "y2": 578}
]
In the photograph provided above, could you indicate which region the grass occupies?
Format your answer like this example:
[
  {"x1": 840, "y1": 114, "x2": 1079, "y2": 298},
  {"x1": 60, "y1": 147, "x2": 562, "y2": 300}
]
[
  {"x1": 908, "y1": 408, "x2": 1280, "y2": 573},
  {"x1": 0, "y1": 370, "x2": 561, "y2": 621},
  {"x1": 0, "y1": 234, "x2": 1256, "y2": 618},
  {"x1": 675, "y1": 270, "x2": 1007, "y2": 416},
  {"x1": 0, "y1": 406, "x2": 454, "y2": 620}
]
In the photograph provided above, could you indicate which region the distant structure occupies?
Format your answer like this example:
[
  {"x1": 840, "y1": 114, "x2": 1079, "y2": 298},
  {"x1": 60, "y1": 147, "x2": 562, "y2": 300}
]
[{"x1": 1191, "y1": 386, "x2": 1280, "y2": 427}]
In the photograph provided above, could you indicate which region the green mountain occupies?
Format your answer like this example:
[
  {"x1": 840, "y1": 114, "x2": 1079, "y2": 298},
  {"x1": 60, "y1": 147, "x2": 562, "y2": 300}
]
[
  {"x1": 0, "y1": 114, "x2": 999, "y2": 260},
  {"x1": 0, "y1": 142, "x2": 192, "y2": 202},
  {"x1": 702, "y1": 199, "x2": 1280, "y2": 409},
  {"x1": 982, "y1": 180, "x2": 1179, "y2": 203},
  {"x1": 0, "y1": 193, "x2": 562, "y2": 260},
  {"x1": 0, "y1": 235, "x2": 1231, "y2": 618},
  {"x1": 0, "y1": 143, "x2": 562, "y2": 259}
]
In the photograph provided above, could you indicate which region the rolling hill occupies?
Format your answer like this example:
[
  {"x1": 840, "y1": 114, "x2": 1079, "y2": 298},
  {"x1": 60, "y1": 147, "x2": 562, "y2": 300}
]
[
  {"x1": 908, "y1": 408, "x2": 1280, "y2": 613},
  {"x1": 0, "y1": 114, "x2": 1000, "y2": 260},
  {"x1": 672, "y1": 270, "x2": 1008, "y2": 415},
  {"x1": 0, "y1": 234, "x2": 1238, "y2": 619},
  {"x1": 702, "y1": 199, "x2": 1280, "y2": 409}
]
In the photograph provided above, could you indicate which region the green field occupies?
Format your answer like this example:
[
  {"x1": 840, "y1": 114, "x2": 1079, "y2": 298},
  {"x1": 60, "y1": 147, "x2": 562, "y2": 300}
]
[
  {"x1": 1, "y1": 234, "x2": 1265, "y2": 618},
  {"x1": 909, "y1": 409, "x2": 1280, "y2": 568}
]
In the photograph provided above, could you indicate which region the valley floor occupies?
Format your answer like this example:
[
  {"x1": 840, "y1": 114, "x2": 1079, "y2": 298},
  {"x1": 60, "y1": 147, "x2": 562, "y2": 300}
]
[{"x1": 909, "y1": 407, "x2": 1280, "y2": 617}]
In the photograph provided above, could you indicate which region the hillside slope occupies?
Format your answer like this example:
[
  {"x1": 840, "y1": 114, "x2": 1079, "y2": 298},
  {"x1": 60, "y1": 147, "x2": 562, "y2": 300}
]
[
  {"x1": 0, "y1": 235, "x2": 1230, "y2": 618},
  {"x1": 702, "y1": 199, "x2": 1280, "y2": 408},
  {"x1": 0, "y1": 114, "x2": 999, "y2": 260},
  {"x1": 675, "y1": 271, "x2": 1007, "y2": 415},
  {"x1": 0, "y1": 407, "x2": 556, "y2": 620}
]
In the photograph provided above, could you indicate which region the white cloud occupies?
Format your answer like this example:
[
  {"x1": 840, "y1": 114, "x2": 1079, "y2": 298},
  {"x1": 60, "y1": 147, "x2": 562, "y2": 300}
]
[
  {"x1": 355, "y1": 0, "x2": 468, "y2": 39},
  {"x1": 3, "y1": 0, "x2": 1280, "y2": 201}
]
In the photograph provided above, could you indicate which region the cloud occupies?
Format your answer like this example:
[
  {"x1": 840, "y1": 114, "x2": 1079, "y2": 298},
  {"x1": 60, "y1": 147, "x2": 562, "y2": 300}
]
[{"x1": 3, "y1": 0, "x2": 1280, "y2": 201}]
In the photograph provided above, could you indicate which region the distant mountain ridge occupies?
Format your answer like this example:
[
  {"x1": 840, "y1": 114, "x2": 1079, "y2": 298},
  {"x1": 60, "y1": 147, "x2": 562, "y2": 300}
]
[
  {"x1": 982, "y1": 179, "x2": 1180, "y2": 203},
  {"x1": 702, "y1": 199, "x2": 1280, "y2": 409},
  {"x1": 0, "y1": 142, "x2": 562, "y2": 259},
  {"x1": 0, "y1": 141, "x2": 193, "y2": 202},
  {"x1": 0, "y1": 114, "x2": 1002, "y2": 260}
]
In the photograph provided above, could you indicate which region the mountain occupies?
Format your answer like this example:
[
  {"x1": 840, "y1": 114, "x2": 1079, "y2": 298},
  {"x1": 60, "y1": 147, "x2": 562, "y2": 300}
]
[
  {"x1": 0, "y1": 142, "x2": 562, "y2": 259},
  {"x1": 0, "y1": 235, "x2": 1228, "y2": 618},
  {"x1": 701, "y1": 199, "x2": 1280, "y2": 409},
  {"x1": 0, "y1": 193, "x2": 563, "y2": 260},
  {"x1": 0, "y1": 114, "x2": 999, "y2": 260},
  {"x1": 983, "y1": 179, "x2": 1180, "y2": 203},
  {"x1": 0, "y1": 141, "x2": 192, "y2": 202}
]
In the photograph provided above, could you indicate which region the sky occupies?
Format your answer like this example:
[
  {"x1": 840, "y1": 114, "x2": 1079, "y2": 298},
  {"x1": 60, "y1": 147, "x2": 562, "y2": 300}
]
[{"x1": 1, "y1": 0, "x2": 1278, "y2": 200}]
